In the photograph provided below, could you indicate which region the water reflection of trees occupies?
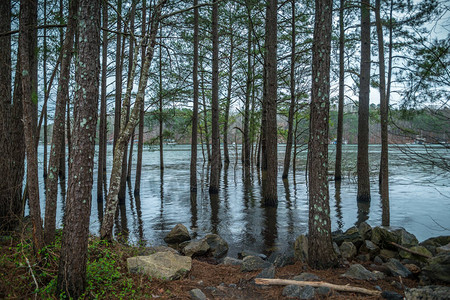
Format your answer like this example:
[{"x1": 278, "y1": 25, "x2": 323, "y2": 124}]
[{"x1": 334, "y1": 181, "x2": 343, "y2": 231}]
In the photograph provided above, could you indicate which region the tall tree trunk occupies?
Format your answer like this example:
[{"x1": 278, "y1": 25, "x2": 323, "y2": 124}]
[
  {"x1": 20, "y1": 0, "x2": 43, "y2": 253},
  {"x1": 335, "y1": 0, "x2": 345, "y2": 181},
  {"x1": 282, "y1": 0, "x2": 296, "y2": 180},
  {"x1": 0, "y1": 0, "x2": 25, "y2": 232},
  {"x1": 159, "y1": 27, "x2": 164, "y2": 171},
  {"x1": 209, "y1": 0, "x2": 220, "y2": 194},
  {"x1": 200, "y1": 61, "x2": 211, "y2": 162},
  {"x1": 357, "y1": 0, "x2": 371, "y2": 202},
  {"x1": 262, "y1": 0, "x2": 278, "y2": 206},
  {"x1": 43, "y1": 0, "x2": 48, "y2": 181},
  {"x1": 44, "y1": 0, "x2": 78, "y2": 245},
  {"x1": 134, "y1": 0, "x2": 147, "y2": 196},
  {"x1": 223, "y1": 30, "x2": 233, "y2": 166},
  {"x1": 190, "y1": 0, "x2": 199, "y2": 193},
  {"x1": 101, "y1": 0, "x2": 167, "y2": 241},
  {"x1": 98, "y1": 0, "x2": 108, "y2": 202},
  {"x1": 308, "y1": 0, "x2": 337, "y2": 269},
  {"x1": 376, "y1": 0, "x2": 389, "y2": 226},
  {"x1": 243, "y1": 1, "x2": 252, "y2": 170},
  {"x1": 56, "y1": 0, "x2": 100, "y2": 296}
]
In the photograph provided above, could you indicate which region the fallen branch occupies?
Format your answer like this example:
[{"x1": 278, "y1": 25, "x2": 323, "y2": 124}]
[
  {"x1": 254, "y1": 278, "x2": 381, "y2": 296},
  {"x1": 25, "y1": 256, "x2": 39, "y2": 299},
  {"x1": 389, "y1": 242, "x2": 432, "y2": 259}
]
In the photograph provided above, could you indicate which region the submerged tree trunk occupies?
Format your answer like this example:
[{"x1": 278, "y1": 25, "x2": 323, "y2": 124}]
[
  {"x1": 101, "y1": 0, "x2": 167, "y2": 241},
  {"x1": 308, "y1": 0, "x2": 337, "y2": 269},
  {"x1": 200, "y1": 62, "x2": 211, "y2": 162},
  {"x1": 223, "y1": 26, "x2": 233, "y2": 166},
  {"x1": 159, "y1": 27, "x2": 164, "y2": 171},
  {"x1": 20, "y1": 0, "x2": 43, "y2": 253},
  {"x1": 262, "y1": 0, "x2": 278, "y2": 206},
  {"x1": 44, "y1": 0, "x2": 78, "y2": 245},
  {"x1": 335, "y1": 0, "x2": 345, "y2": 181},
  {"x1": 209, "y1": 0, "x2": 220, "y2": 194},
  {"x1": 357, "y1": 0, "x2": 371, "y2": 202},
  {"x1": 376, "y1": 0, "x2": 389, "y2": 226},
  {"x1": 282, "y1": 0, "x2": 296, "y2": 180},
  {"x1": 56, "y1": 0, "x2": 100, "y2": 296},
  {"x1": 190, "y1": 0, "x2": 199, "y2": 193}
]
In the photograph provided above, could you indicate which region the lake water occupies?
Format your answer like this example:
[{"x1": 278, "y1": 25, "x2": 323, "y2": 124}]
[{"x1": 37, "y1": 144, "x2": 450, "y2": 256}]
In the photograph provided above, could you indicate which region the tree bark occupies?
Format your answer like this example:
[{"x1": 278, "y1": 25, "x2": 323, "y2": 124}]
[
  {"x1": 56, "y1": 0, "x2": 100, "y2": 296},
  {"x1": 190, "y1": 0, "x2": 199, "y2": 193},
  {"x1": 282, "y1": 0, "x2": 296, "y2": 180},
  {"x1": 243, "y1": 1, "x2": 252, "y2": 170},
  {"x1": 101, "y1": 0, "x2": 167, "y2": 241},
  {"x1": 335, "y1": 0, "x2": 345, "y2": 181},
  {"x1": 20, "y1": 0, "x2": 43, "y2": 254},
  {"x1": 200, "y1": 60, "x2": 211, "y2": 162},
  {"x1": 44, "y1": 0, "x2": 78, "y2": 245},
  {"x1": 98, "y1": 0, "x2": 108, "y2": 202},
  {"x1": 308, "y1": 0, "x2": 337, "y2": 269},
  {"x1": 43, "y1": 0, "x2": 48, "y2": 181},
  {"x1": 209, "y1": 0, "x2": 221, "y2": 194},
  {"x1": 262, "y1": 0, "x2": 278, "y2": 206},
  {"x1": 223, "y1": 23, "x2": 233, "y2": 166},
  {"x1": 357, "y1": 0, "x2": 371, "y2": 202},
  {"x1": 158, "y1": 26, "x2": 164, "y2": 171},
  {"x1": 376, "y1": 0, "x2": 389, "y2": 226}
]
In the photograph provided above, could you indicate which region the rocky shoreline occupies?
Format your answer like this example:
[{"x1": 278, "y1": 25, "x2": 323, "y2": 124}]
[{"x1": 127, "y1": 223, "x2": 450, "y2": 299}]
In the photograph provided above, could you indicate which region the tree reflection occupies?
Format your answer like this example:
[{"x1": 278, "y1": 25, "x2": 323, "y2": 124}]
[{"x1": 334, "y1": 180, "x2": 343, "y2": 231}]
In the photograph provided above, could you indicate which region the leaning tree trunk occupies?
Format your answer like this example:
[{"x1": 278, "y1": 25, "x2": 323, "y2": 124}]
[
  {"x1": 209, "y1": 0, "x2": 221, "y2": 194},
  {"x1": 56, "y1": 0, "x2": 100, "y2": 296},
  {"x1": 307, "y1": 0, "x2": 337, "y2": 270},
  {"x1": 376, "y1": 0, "x2": 389, "y2": 226},
  {"x1": 357, "y1": 0, "x2": 371, "y2": 202},
  {"x1": 44, "y1": 0, "x2": 78, "y2": 245},
  {"x1": 101, "y1": 0, "x2": 167, "y2": 241},
  {"x1": 282, "y1": 0, "x2": 296, "y2": 180},
  {"x1": 19, "y1": 0, "x2": 43, "y2": 254},
  {"x1": 190, "y1": 0, "x2": 199, "y2": 193},
  {"x1": 262, "y1": 0, "x2": 278, "y2": 207}
]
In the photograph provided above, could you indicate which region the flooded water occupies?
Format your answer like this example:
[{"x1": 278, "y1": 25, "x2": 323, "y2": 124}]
[{"x1": 37, "y1": 144, "x2": 450, "y2": 256}]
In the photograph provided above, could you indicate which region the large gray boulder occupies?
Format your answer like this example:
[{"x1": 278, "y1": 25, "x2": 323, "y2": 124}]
[
  {"x1": 294, "y1": 235, "x2": 308, "y2": 262},
  {"x1": 241, "y1": 255, "x2": 272, "y2": 272},
  {"x1": 405, "y1": 286, "x2": 450, "y2": 300},
  {"x1": 399, "y1": 245, "x2": 432, "y2": 263},
  {"x1": 391, "y1": 228, "x2": 419, "y2": 247},
  {"x1": 384, "y1": 258, "x2": 412, "y2": 277},
  {"x1": 359, "y1": 240, "x2": 380, "y2": 258},
  {"x1": 340, "y1": 264, "x2": 378, "y2": 281},
  {"x1": 422, "y1": 252, "x2": 450, "y2": 283},
  {"x1": 358, "y1": 222, "x2": 373, "y2": 240},
  {"x1": 420, "y1": 236, "x2": 450, "y2": 255},
  {"x1": 127, "y1": 251, "x2": 192, "y2": 280},
  {"x1": 334, "y1": 226, "x2": 364, "y2": 248},
  {"x1": 182, "y1": 239, "x2": 210, "y2": 257},
  {"x1": 340, "y1": 241, "x2": 357, "y2": 260},
  {"x1": 436, "y1": 242, "x2": 450, "y2": 254},
  {"x1": 164, "y1": 224, "x2": 191, "y2": 244},
  {"x1": 203, "y1": 234, "x2": 228, "y2": 258},
  {"x1": 222, "y1": 256, "x2": 243, "y2": 266},
  {"x1": 371, "y1": 226, "x2": 399, "y2": 248}
]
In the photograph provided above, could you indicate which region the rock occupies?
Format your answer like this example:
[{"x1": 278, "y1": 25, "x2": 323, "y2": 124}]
[
  {"x1": 380, "y1": 249, "x2": 398, "y2": 260},
  {"x1": 391, "y1": 280, "x2": 403, "y2": 290},
  {"x1": 374, "y1": 256, "x2": 384, "y2": 264},
  {"x1": 399, "y1": 245, "x2": 432, "y2": 262},
  {"x1": 203, "y1": 234, "x2": 228, "y2": 258},
  {"x1": 384, "y1": 258, "x2": 412, "y2": 277},
  {"x1": 371, "y1": 226, "x2": 398, "y2": 248},
  {"x1": 294, "y1": 235, "x2": 308, "y2": 262},
  {"x1": 316, "y1": 286, "x2": 332, "y2": 296},
  {"x1": 420, "y1": 236, "x2": 450, "y2": 255},
  {"x1": 405, "y1": 285, "x2": 450, "y2": 300},
  {"x1": 189, "y1": 288, "x2": 207, "y2": 300},
  {"x1": 392, "y1": 228, "x2": 419, "y2": 247},
  {"x1": 282, "y1": 285, "x2": 301, "y2": 298},
  {"x1": 298, "y1": 286, "x2": 315, "y2": 299},
  {"x1": 422, "y1": 252, "x2": 450, "y2": 283},
  {"x1": 256, "y1": 265, "x2": 275, "y2": 279},
  {"x1": 293, "y1": 272, "x2": 320, "y2": 281},
  {"x1": 241, "y1": 255, "x2": 272, "y2": 272},
  {"x1": 436, "y1": 242, "x2": 450, "y2": 254},
  {"x1": 268, "y1": 250, "x2": 295, "y2": 267},
  {"x1": 356, "y1": 253, "x2": 370, "y2": 262},
  {"x1": 340, "y1": 241, "x2": 357, "y2": 260},
  {"x1": 405, "y1": 263, "x2": 421, "y2": 275},
  {"x1": 340, "y1": 264, "x2": 378, "y2": 280},
  {"x1": 222, "y1": 257, "x2": 243, "y2": 266},
  {"x1": 334, "y1": 226, "x2": 364, "y2": 248},
  {"x1": 164, "y1": 224, "x2": 191, "y2": 244},
  {"x1": 238, "y1": 250, "x2": 267, "y2": 260},
  {"x1": 182, "y1": 239, "x2": 210, "y2": 257},
  {"x1": 381, "y1": 291, "x2": 403, "y2": 300},
  {"x1": 141, "y1": 245, "x2": 179, "y2": 255},
  {"x1": 359, "y1": 240, "x2": 380, "y2": 258},
  {"x1": 127, "y1": 252, "x2": 192, "y2": 280},
  {"x1": 358, "y1": 222, "x2": 373, "y2": 240},
  {"x1": 333, "y1": 242, "x2": 341, "y2": 257},
  {"x1": 373, "y1": 270, "x2": 386, "y2": 280}
]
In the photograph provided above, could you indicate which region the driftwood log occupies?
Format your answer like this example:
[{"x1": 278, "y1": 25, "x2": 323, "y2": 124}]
[
  {"x1": 389, "y1": 242, "x2": 432, "y2": 259},
  {"x1": 254, "y1": 278, "x2": 382, "y2": 296}
]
